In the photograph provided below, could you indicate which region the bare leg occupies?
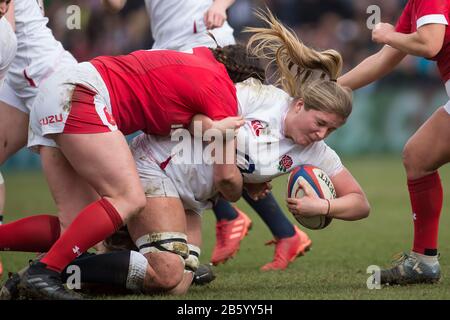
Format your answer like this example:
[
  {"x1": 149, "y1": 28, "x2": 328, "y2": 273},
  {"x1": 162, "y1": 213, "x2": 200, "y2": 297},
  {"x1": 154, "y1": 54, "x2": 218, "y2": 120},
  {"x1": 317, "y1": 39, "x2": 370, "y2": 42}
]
[
  {"x1": 127, "y1": 196, "x2": 187, "y2": 293},
  {"x1": 0, "y1": 101, "x2": 28, "y2": 164},
  {"x1": 0, "y1": 101, "x2": 28, "y2": 232},
  {"x1": 402, "y1": 107, "x2": 450, "y2": 256},
  {"x1": 53, "y1": 132, "x2": 146, "y2": 220},
  {"x1": 40, "y1": 146, "x2": 99, "y2": 232},
  {"x1": 380, "y1": 107, "x2": 450, "y2": 285},
  {"x1": 403, "y1": 107, "x2": 450, "y2": 179},
  {"x1": 32, "y1": 131, "x2": 145, "y2": 273}
]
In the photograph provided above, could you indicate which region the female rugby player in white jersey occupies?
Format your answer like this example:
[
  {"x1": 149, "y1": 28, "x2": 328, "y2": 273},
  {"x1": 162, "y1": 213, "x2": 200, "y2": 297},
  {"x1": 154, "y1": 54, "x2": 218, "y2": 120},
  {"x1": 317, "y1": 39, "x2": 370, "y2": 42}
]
[
  {"x1": 103, "y1": 0, "x2": 313, "y2": 273},
  {"x1": 0, "y1": 11, "x2": 369, "y2": 298},
  {"x1": 0, "y1": 0, "x2": 76, "y2": 160},
  {"x1": 0, "y1": 0, "x2": 77, "y2": 280},
  {"x1": 0, "y1": 0, "x2": 17, "y2": 278}
]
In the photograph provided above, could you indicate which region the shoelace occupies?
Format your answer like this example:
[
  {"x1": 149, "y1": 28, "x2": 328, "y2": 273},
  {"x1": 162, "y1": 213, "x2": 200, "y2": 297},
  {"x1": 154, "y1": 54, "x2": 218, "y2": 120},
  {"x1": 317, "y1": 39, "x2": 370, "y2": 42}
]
[
  {"x1": 391, "y1": 252, "x2": 409, "y2": 266},
  {"x1": 391, "y1": 252, "x2": 422, "y2": 271}
]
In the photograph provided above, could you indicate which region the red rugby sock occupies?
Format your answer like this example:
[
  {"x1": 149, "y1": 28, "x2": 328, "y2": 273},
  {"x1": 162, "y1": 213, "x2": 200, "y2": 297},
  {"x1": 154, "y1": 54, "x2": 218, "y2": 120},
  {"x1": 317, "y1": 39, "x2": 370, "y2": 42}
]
[
  {"x1": 408, "y1": 172, "x2": 442, "y2": 256},
  {"x1": 41, "y1": 198, "x2": 123, "y2": 272},
  {"x1": 0, "y1": 215, "x2": 60, "y2": 252}
]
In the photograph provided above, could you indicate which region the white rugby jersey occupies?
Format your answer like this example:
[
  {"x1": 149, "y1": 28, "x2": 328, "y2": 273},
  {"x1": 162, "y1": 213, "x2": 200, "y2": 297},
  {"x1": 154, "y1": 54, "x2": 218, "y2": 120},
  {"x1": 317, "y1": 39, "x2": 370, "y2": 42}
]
[
  {"x1": 132, "y1": 78, "x2": 343, "y2": 213},
  {"x1": 5, "y1": 0, "x2": 76, "y2": 93},
  {"x1": 235, "y1": 78, "x2": 343, "y2": 183},
  {"x1": 0, "y1": 18, "x2": 17, "y2": 87},
  {"x1": 145, "y1": 0, "x2": 235, "y2": 50}
]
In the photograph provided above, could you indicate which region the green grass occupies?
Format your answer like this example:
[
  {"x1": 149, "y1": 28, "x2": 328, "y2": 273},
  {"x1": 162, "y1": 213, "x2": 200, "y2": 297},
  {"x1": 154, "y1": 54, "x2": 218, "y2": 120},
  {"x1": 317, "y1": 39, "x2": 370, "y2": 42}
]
[{"x1": 2, "y1": 155, "x2": 450, "y2": 299}]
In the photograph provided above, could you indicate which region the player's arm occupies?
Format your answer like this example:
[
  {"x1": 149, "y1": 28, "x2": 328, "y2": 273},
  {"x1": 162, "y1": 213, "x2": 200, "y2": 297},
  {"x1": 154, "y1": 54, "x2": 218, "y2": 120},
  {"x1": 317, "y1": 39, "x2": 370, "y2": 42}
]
[
  {"x1": 287, "y1": 168, "x2": 370, "y2": 221},
  {"x1": 204, "y1": 0, "x2": 235, "y2": 29},
  {"x1": 189, "y1": 114, "x2": 244, "y2": 137},
  {"x1": 338, "y1": 45, "x2": 406, "y2": 90},
  {"x1": 372, "y1": 22, "x2": 445, "y2": 59},
  {"x1": 213, "y1": 137, "x2": 243, "y2": 202},
  {"x1": 188, "y1": 114, "x2": 244, "y2": 202},
  {"x1": 101, "y1": 0, "x2": 127, "y2": 13},
  {"x1": 327, "y1": 168, "x2": 370, "y2": 220}
]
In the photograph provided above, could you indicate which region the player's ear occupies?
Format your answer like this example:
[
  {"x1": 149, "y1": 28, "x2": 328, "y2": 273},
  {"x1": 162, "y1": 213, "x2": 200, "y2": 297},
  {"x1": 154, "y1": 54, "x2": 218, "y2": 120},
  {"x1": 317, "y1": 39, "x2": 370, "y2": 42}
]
[{"x1": 293, "y1": 99, "x2": 304, "y2": 113}]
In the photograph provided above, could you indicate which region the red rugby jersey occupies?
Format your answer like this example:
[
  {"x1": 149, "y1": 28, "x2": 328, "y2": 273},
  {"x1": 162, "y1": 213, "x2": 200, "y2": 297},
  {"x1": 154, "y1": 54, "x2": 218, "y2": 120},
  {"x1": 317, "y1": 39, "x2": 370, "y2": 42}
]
[
  {"x1": 395, "y1": 0, "x2": 450, "y2": 82},
  {"x1": 90, "y1": 47, "x2": 237, "y2": 135}
]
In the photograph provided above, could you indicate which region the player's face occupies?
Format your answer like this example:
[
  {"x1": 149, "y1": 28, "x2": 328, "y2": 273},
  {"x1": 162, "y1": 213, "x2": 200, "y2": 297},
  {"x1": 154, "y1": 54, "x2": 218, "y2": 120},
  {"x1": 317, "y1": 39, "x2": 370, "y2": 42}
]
[
  {"x1": 0, "y1": 0, "x2": 11, "y2": 19},
  {"x1": 285, "y1": 100, "x2": 345, "y2": 146}
]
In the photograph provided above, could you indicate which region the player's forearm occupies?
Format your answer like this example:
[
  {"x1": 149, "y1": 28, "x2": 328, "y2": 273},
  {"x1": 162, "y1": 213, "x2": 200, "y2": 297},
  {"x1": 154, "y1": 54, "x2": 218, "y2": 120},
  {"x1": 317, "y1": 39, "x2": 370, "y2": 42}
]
[
  {"x1": 338, "y1": 46, "x2": 405, "y2": 90},
  {"x1": 385, "y1": 31, "x2": 443, "y2": 58},
  {"x1": 213, "y1": 138, "x2": 243, "y2": 202},
  {"x1": 214, "y1": 164, "x2": 243, "y2": 202},
  {"x1": 326, "y1": 192, "x2": 370, "y2": 221},
  {"x1": 189, "y1": 114, "x2": 213, "y2": 137}
]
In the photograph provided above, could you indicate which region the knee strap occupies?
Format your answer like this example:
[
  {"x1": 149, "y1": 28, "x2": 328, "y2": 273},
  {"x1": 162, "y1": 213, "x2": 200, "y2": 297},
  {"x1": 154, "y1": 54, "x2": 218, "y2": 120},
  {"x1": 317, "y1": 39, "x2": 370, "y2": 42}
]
[
  {"x1": 135, "y1": 232, "x2": 189, "y2": 259},
  {"x1": 185, "y1": 244, "x2": 201, "y2": 272}
]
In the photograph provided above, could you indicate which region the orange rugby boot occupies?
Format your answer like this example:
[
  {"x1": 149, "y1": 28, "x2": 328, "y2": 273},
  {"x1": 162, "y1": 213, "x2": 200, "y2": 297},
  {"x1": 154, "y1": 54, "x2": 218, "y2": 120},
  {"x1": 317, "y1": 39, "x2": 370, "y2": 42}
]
[
  {"x1": 210, "y1": 207, "x2": 252, "y2": 265},
  {"x1": 260, "y1": 225, "x2": 312, "y2": 271}
]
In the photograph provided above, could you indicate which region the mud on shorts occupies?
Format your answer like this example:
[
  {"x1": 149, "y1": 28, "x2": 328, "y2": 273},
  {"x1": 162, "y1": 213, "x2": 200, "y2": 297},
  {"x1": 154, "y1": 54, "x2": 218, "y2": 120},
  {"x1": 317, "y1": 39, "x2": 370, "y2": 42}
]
[
  {"x1": 131, "y1": 140, "x2": 180, "y2": 199},
  {"x1": 27, "y1": 62, "x2": 118, "y2": 151}
]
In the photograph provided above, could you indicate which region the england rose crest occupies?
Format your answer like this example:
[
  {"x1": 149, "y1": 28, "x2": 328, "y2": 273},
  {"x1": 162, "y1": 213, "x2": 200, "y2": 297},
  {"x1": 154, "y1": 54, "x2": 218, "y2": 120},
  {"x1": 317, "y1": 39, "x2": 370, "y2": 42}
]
[
  {"x1": 278, "y1": 155, "x2": 293, "y2": 172},
  {"x1": 250, "y1": 120, "x2": 267, "y2": 137}
]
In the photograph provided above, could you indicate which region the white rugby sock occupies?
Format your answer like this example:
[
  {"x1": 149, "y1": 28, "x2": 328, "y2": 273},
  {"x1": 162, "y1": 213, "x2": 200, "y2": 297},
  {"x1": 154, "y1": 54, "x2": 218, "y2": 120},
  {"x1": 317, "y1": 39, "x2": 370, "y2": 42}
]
[
  {"x1": 126, "y1": 251, "x2": 148, "y2": 292},
  {"x1": 410, "y1": 251, "x2": 439, "y2": 264}
]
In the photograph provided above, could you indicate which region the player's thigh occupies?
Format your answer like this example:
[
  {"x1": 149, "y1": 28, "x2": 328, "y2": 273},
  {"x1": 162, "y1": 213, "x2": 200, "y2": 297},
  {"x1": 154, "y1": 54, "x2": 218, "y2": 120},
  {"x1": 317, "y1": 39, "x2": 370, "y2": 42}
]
[
  {"x1": 127, "y1": 196, "x2": 187, "y2": 241},
  {"x1": 53, "y1": 131, "x2": 146, "y2": 218},
  {"x1": 403, "y1": 107, "x2": 450, "y2": 178},
  {"x1": 0, "y1": 100, "x2": 28, "y2": 164},
  {"x1": 40, "y1": 146, "x2": 100, "y2": 231}
]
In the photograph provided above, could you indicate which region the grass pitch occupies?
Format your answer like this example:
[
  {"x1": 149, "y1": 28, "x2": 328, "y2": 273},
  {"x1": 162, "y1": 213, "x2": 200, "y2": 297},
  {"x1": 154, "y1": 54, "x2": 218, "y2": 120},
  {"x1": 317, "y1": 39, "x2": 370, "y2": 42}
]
[{"x1": 1, "y1": 155, "x2": 450, "y2": 300}]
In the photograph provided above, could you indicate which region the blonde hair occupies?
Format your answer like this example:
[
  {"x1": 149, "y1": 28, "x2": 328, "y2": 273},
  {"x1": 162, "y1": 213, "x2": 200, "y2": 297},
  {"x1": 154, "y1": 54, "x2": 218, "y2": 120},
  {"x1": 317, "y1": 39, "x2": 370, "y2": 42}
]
[{"x1": 245, "y1": 9, "x2": 352, "y2": 119}]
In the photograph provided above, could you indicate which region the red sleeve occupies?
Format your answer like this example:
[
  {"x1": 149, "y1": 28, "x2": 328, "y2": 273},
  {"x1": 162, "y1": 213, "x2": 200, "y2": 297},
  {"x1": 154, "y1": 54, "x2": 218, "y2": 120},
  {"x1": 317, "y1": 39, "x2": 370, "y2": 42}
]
[
  {"x1": 192, "y1": 48, "x2": 238, "y2": 120},
  {"x1": 198, "y1": 79, "x2": 238, "y2": 120},
  {"x1": 415, "y1": 0, "x2": 448, "y2": 19},
  {"x1": 395, "y1": 1, "x2": 413, "y2": 34},
  {"x1": 415, "y1": 0, "x2": 449, "y2": 28},
  {"x1": 396, "y1": 0, "x2": 449, "y2": 33}
]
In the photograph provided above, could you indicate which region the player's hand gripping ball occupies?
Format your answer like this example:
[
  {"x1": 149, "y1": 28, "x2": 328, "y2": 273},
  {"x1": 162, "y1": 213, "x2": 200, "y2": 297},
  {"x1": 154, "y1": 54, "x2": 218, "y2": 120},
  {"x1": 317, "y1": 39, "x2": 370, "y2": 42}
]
[{"x1": 286, "y1": 165, "x2": 336, "y2": 230}]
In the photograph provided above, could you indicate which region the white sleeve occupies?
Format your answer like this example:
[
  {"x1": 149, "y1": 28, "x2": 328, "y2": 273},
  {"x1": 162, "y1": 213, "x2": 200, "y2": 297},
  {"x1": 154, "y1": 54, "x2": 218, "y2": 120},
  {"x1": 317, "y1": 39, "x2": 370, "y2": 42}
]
[
  {"x1": 302, "y1": 142, "x2": 344, "y2": 178},
  {"x1": 236, "y1": 78, "x2": 291, "y2": 118},
  {"x1": 236, "y1": 78, "x2": 258, "y2": 117},
  {"x1": 0, "y1": 18, "x2": 17, "y2": 87}
]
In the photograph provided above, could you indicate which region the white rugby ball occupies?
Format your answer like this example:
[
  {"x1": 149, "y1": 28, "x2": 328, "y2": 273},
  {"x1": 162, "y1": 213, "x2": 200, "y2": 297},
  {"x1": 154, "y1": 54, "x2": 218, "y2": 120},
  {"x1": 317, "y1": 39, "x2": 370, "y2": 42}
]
[{"x1": 287, "y1": 165, "x2": 336, "y2": 230}]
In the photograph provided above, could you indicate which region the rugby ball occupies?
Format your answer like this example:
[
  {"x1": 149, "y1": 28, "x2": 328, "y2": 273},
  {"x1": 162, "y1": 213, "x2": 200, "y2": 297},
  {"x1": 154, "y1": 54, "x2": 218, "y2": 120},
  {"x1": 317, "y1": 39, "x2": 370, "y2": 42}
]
[{"x1": 287, "y1": 165, "x2": 336, "y2": 230}]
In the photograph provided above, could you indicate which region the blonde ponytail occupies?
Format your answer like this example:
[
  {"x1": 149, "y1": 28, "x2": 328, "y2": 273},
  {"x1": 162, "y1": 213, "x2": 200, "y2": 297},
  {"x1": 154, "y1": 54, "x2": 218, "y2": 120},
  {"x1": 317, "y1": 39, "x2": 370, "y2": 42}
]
[{"x1": 245, "y1": 9, "x2": 352, "y2": 119}]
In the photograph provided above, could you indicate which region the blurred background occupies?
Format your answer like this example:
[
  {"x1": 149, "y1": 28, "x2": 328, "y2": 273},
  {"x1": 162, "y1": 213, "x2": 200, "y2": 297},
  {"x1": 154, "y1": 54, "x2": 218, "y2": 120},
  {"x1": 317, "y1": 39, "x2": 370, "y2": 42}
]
[{"x1": 3, "y1": 0, "x2": 447, "y2": 170}]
